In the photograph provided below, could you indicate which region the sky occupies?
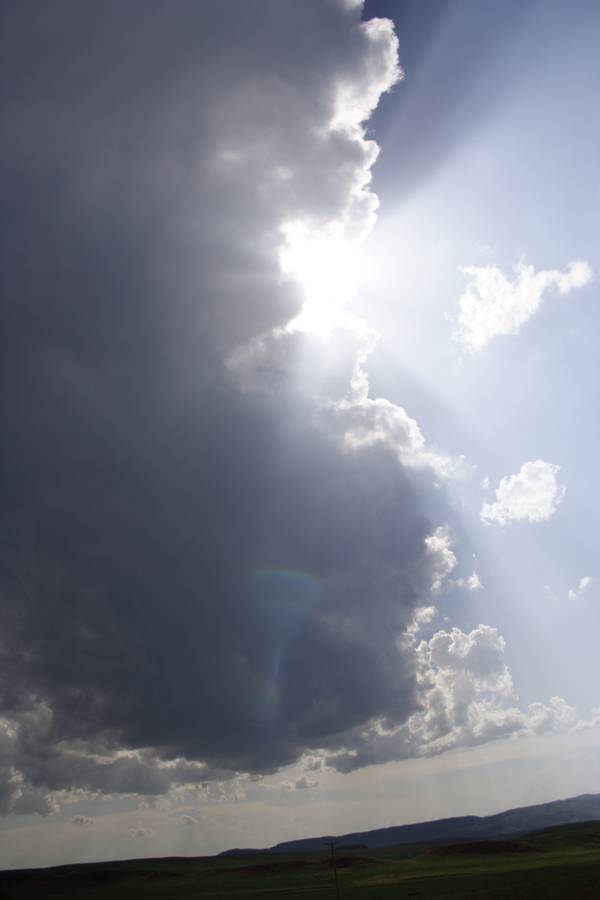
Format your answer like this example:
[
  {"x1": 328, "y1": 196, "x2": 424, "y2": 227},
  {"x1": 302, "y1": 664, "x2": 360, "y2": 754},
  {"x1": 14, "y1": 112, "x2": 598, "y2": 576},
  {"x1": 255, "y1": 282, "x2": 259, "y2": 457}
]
[{"x1": 1, "y1": 0, "x2": 599, "y2": 869}]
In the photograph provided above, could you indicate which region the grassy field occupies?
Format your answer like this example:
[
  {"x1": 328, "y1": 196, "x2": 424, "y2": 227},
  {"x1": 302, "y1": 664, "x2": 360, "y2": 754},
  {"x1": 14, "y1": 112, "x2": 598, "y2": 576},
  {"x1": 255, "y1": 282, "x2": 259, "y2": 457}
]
[{"x1": 1, "y1": 821, "x2": 599, "y2": 899}]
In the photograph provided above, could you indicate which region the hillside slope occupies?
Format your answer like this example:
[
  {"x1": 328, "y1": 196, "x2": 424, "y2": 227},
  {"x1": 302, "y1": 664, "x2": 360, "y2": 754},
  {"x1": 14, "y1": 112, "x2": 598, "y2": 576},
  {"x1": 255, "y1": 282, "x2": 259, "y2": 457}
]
[{"x1": 262, "y1": 792, "x2": 600, "y2": 853}]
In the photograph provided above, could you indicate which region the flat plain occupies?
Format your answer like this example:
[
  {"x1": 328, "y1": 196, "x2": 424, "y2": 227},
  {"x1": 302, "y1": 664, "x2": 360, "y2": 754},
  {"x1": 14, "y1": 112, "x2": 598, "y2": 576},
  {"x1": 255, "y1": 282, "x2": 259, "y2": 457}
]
[{"x1": 1, "y1": 821, "x2": 599, "y2": 899}]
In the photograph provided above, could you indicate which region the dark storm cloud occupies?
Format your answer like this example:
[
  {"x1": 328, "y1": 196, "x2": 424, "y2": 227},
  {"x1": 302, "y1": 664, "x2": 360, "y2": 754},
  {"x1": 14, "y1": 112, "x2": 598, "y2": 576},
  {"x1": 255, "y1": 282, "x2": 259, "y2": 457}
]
[{"x1": 1, "y1": 0, "x2": 448, "y2": 808}]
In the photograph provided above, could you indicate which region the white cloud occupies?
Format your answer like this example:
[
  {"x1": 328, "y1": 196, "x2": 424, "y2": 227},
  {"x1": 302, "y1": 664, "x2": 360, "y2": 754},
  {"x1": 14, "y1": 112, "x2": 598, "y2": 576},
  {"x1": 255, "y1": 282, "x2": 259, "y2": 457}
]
[
  {"x1": 574, "y1": 707, "x2": 600, "y2": 731},
  {"x1": 456, "y1": 259, "x2": 592, "y2": 351},
  {"x1": 71, "y1": 815, "x2": 94, "y2": 827},
  {"x1": 454, "y1": 571, "x2": 483, "y2": 592},
  {"x1": 295, "y1": 775, "x2": 319, "y2": 790},
  {"x1": 481, "y1": 460, "x2": 566, "y2": 525},
  {"x1": 424, "y1": 527, "x2": 457, "y2": 594},
  {"x1": 301, "y1": 755, "x2": 324, "y2": 773},
  {"x1": 426, "y1": 624, "x2": 506, "y2": 678},
  {"x1": 331, "y1": 16, "x2": 402, "y2": 132},
  {"x1": 326, "y1": 623, "x2": 578, "y2": 771},
  {"x1": 466, "y1": 571, "x2": 483, "y2": 591},
  {"x1": 568, "y1": 576, "x2": 592, "y2": 601},
  {"x1": 405, "y1": 606, "x2": 438, "y2": 637},
  {"x1": 335, "y1": 397, "x2": 457, "y2": 476}
]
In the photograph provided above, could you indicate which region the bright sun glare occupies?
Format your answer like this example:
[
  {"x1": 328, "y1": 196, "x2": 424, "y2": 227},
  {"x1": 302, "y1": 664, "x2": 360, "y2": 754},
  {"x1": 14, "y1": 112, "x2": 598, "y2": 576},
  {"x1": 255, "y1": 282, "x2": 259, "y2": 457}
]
[{"x1": 279, "y1": 222, "x2": 365, "y2": 336}]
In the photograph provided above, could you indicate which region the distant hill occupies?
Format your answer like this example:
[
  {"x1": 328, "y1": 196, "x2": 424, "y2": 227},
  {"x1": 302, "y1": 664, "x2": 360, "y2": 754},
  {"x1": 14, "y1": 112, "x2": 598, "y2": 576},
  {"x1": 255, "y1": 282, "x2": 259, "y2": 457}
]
[
  {"x1": 424, "y1": 821, "x2": 600, "y2": 860},
  {"x1": 221, "y1": 792, "x2": 600, "y2": 855},
  {"x1": 4, "y1": 820, "x2": 600, "y2": 899}
]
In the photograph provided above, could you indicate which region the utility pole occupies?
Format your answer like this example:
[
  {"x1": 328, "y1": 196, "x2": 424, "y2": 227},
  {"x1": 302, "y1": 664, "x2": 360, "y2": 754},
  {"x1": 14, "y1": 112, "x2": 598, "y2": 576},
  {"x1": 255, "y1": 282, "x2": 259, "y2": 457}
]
[{"x1": 326, "y1": 838, "x2": 341, "y2": 900}]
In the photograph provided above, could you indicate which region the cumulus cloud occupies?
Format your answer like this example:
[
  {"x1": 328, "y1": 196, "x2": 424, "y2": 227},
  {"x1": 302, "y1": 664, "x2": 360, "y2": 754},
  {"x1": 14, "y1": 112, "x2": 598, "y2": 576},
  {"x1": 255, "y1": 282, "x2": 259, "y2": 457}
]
[
  {"x1": 568, "y1": 576, "x2": 592, "y2": 601},
  {"x1": 325, "y1": 622, "x2": 577, "y2": 772},
  {"x1": 405, "y1": 606, "x2": 438, "y2": 638},
  {"x1": 481, "y1": 460, "x2": 566, "y2": 525},
  {"x1": 424, "y1": 527, "x2": 457, "y2": 593},
  {"x1": 295, "y1": 775, "x2": 319, "y2": 790},
  {"x1": 454, "y1": 571, "x2": 483, "y2": 592},
  {"x1": 0, "y1": 0, "x2": 467, "y2": 813},
  {"x1": 456, "y1": 259, "x2": 592, "y2": 351},
  {"x1": 574, "y1": 707, "x2": 600, "y2": 731},
  {"x1": 301, "y1": 756, "x2": 324, "y2": 773}
]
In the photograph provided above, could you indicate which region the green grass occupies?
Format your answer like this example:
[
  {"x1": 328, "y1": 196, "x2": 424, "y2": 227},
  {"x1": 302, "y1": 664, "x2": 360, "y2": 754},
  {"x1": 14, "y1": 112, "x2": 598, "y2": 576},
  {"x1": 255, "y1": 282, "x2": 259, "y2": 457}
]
[{"x1": 1, "y1": 821, "x2": 600, "y2": 899}]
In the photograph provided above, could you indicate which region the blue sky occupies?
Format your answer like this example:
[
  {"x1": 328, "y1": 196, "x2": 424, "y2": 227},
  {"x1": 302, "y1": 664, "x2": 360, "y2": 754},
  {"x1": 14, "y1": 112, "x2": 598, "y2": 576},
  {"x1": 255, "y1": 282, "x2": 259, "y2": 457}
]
[
  {"x1": 360, "y1": 0, "x2": 600, "y2": 711},
  {"x1": 1, "y1": 0, "x2": 598, "y2": 868}
]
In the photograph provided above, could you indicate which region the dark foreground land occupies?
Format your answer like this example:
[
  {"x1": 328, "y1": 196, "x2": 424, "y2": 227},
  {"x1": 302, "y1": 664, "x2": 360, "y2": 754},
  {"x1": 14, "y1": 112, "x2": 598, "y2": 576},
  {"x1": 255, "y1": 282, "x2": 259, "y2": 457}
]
[{"x1": 1, "y1": 821, "x2": 600, "y2": 899}]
